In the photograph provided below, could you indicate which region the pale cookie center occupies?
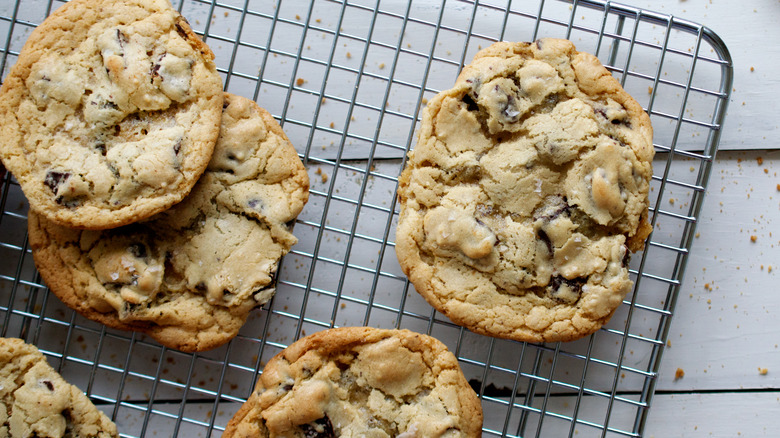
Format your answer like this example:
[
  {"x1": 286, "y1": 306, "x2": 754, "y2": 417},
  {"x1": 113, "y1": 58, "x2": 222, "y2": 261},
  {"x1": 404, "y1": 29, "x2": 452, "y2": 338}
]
[
  {"x1": 590, "y1": 167, "x2": 625, "y2": 218},
  {"x1": 424, "y1": 207, "x2": 496, "y2": 259},
  {"x1": 91, "y1": 242, "x2": 163, "y2": 306}
]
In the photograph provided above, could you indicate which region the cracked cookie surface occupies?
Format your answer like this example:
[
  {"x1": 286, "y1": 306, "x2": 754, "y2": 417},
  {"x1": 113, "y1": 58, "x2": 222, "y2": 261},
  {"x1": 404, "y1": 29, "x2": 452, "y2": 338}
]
[
  {"x1": 396, "y1": 39, "x2": 654, "y2": 343},
  {"x1": 0, "y1": 338, "x2": 117, "y2": 437},
  {"x1": 224, "y1": 327, "x2": 482, "y2": 438},
  {"x1": 28, "y1": 94, "x2": 309, "y2": 352},
  {"x1": 0, "y1": 0, "x2": 223, "y2": 229}
]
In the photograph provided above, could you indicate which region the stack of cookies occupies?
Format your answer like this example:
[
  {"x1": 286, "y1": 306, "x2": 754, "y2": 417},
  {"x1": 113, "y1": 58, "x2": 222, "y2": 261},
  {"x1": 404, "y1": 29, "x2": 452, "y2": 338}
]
[{"x1": 0, "y1": 0, "x2": 310, "y2": 353}]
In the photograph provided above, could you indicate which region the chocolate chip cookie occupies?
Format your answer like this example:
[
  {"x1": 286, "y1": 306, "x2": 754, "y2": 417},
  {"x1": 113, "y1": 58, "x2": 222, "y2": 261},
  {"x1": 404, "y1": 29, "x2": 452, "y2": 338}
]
[
  {"x1": 0, "y1": 0, "x2": 223, "y2": 229},
  {"x1": 396, "y1": 39, "x2": 654, "y2": 343},
  {"x1": 28, "y1": 94, "x2": 309, "y2": 352},
  {"x1": 224, "y1": 327, "x2": 482, "y2": 437},
  {"x1": 0, "y1": 338, "x2": 118, "y2": 437}
]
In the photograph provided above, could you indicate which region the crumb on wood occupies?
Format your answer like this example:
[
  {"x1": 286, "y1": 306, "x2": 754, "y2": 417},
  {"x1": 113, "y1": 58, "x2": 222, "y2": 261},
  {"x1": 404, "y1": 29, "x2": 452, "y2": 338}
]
[{"x1": 674, "y1": 368, "x2": 684, "y2": 380}]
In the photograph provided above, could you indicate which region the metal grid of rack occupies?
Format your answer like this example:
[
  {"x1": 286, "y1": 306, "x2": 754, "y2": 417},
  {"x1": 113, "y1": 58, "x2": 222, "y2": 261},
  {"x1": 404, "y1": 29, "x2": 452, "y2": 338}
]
[{"x1": 0, "y1": 0, "x2": 732, "y2": 436}]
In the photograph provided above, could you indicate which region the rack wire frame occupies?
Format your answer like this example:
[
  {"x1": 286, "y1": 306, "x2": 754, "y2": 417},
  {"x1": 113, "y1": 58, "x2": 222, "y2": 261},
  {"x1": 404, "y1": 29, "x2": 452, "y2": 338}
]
[{"x1": 0, "y1": 0, "x2": 732, "y2": 436}]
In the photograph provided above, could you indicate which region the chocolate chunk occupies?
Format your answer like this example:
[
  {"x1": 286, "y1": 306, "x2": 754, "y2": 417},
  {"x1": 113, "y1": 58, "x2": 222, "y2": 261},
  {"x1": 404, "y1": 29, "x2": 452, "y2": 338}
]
[
  {"x1": 537, "y1": 229, "x2": 553, "y2": 254},
  {"x1": 462, "y1": 93, "x2": 479, "y2": 112},
  {"x1": 43, "y1": 380, "x2": 54, "y2": 391},
  {"x1": 128, "y1": 243, "x2": 147, "y2": 259},
  {"x1": 151, "y1": 63, "x2": 162, "y2": 81},
  {"x1": 548, "y1": 275, "x2": 585, "y2": 304},
  {"x1": 195, "y1": 282, "x2": 207, "y2": 292},
  {"x1": 95, "y1": 143, "x2": 107, "y2": 156},
  {"x1": 116, "y1": 29, "x2": 128, "y2": 50},
  {"x1": 175, "y1": 22, "x2": 189, "y2": 41},
  {"x1": 622, "y1": 246, "x2": 631, "y2": 267},
  {"x1": 173, "y1": 139, "x2": 182, "y2": 155},
  {"x1": 248, "y1": 199, "x2": 262, "y2": 210},
  {"x1": 301, "y1": 416, "x2": 335, "y2": 438},
  {"x1": 44, "y1": 171, "x2": 70, "y2": 195},
  {"x1": 535, "y1": 39, "x2": 544, "y2": 50}
]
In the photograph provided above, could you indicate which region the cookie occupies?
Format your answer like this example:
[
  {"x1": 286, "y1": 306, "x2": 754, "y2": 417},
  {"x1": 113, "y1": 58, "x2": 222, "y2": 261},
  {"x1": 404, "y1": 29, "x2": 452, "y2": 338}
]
[
  {"x1": 224, "y1": 327, "x2": 483, "y2": 437},
  {"x1": 396, "y1": 39, "x2": 654, "y2": 343},
  {"x1": 28, "y1": 94, "x2": 309, "y2": 352},
  {"x1": 0, "y1": 0, "x2": 223, "y2": 229},
  {"x1": 0, "y1": 338, "x2": 118, "y2": 437}
]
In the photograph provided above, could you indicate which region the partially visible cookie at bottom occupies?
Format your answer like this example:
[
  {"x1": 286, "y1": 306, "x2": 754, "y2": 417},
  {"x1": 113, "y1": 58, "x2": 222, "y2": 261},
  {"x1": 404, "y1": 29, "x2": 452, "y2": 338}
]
[
  {"x1": 0, "y1": 338, "x2": 118, "y2": 437},
  {"x1": 28, "y1": 94, "x2": 309, "y2": 352},
  {"x1": 224, "y1": 327, "x2": 483, "y2": 437}
]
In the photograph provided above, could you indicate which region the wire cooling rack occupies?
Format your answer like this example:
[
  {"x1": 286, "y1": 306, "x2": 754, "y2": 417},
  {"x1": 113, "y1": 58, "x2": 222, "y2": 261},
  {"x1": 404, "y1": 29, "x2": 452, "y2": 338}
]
[{"x1": 0, "y1": 0, "x2": 732, "y2": 436}]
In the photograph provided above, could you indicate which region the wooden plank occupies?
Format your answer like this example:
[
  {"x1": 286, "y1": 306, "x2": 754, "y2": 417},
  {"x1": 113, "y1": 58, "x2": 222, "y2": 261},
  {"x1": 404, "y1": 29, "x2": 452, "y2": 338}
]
[
  {"x1": 645, "y1": 391, "x2": 780, "y2": 437},
  {"x1": 654, "y1": 149, "x2": 780, "y2": 391}
]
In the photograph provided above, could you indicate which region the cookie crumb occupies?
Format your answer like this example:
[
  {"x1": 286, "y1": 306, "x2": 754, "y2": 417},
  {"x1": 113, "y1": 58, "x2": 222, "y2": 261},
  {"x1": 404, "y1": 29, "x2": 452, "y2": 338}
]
[
  {"x1": 666, "y1": 340, "x2": 671, "y2": 347},
  {"x1": 674, "y1": 368, "x2": 685, "y2": 380},
  {"x1": 321, "y1": 173, "x2": 328, "y2": 183},
  {"x1": 757, "y1": 156, "x2": 763, "y2": 165},
  {"x1": 750, "y1": 235, "x2": 757, "y2": 242},
  {"x1": 346, "y1": 51, "x2": 352, "y2": 59},
  {"x1": 296, "y1": 78, "x2": 305, "y2": 86},
  {"x1": 647, "y1": 86, "x2": 653, "y2": 94},
  {"x1": 295, "y1": 14, "x2": 301, "y2": 20},
  {"x1": 329, "y1": 122, "x2": 335, "y2": 129},
  {"x1": 758, "y1": 367, "x2": 768, "y2": 375},
  {"x1": 669, "y1": 198, "x2": 675, "y2": 205},
  {"x1": 379, "y1": 62, "x2": 385, "y2": 69},
  {"x1": 750, "y1": 66, "x2": 755, "y2": 72}
]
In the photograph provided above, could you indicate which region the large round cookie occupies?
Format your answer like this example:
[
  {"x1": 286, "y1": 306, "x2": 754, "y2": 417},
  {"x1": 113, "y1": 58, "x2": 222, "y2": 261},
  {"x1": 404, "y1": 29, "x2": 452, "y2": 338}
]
[
  {"x1": 0, "y1": 338, "x2": 118, "y2": 437},
  {"x1": 396, "y1": 39, "x2": 654, "y2": 343},
  {"x1": 0, "y1": 0, "x2": 223, "y2": 229},
  {"x1": 224, "y1": 327, "x2": 483, "y2": 437},
  {"x1": 28, "y1": 94, "x2": 309, "y2": 352}
]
